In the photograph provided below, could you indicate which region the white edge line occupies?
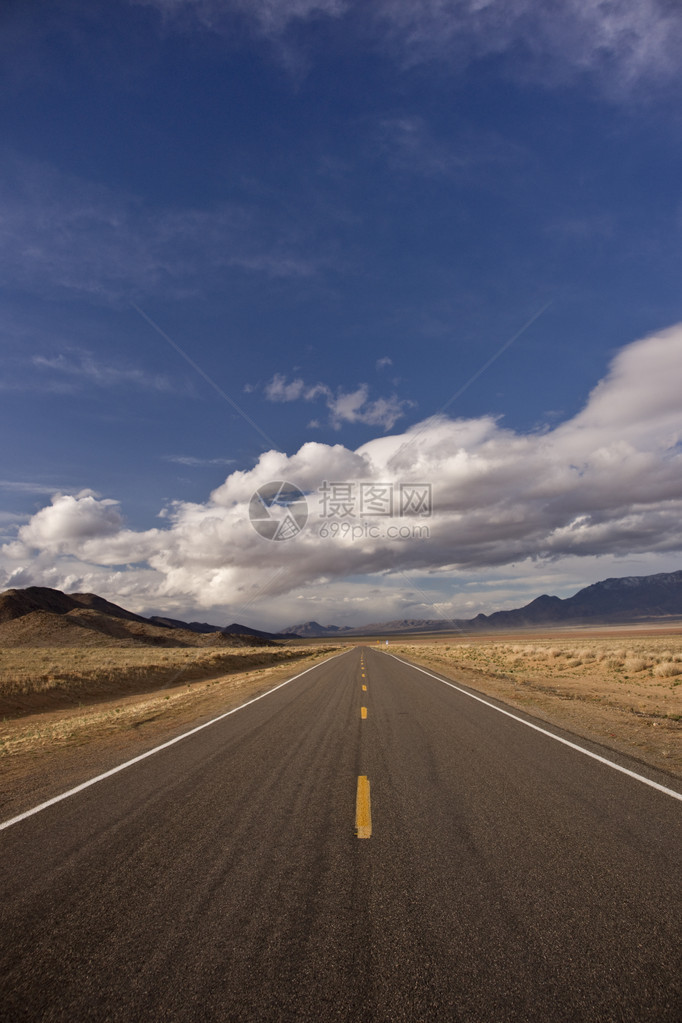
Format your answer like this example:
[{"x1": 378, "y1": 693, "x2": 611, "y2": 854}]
[
  {"x1": 390, "y1": 654, "x2": 682, "y2": 804},
  {"x1": 0, "y1": 650, "x2": 348, "y2": 833}
]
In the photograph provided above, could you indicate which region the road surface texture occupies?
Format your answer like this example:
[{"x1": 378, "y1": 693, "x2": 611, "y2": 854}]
[{"x1": 1, "y1": 646, "x2": 681, "y2": 1022}]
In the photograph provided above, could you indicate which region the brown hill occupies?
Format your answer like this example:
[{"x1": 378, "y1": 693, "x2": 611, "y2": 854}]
[
  {"x1": 0, "y1": 587, "x2": 149, "y2": 626},
  {"x1": 0, "y1": 611, "x2": 118, "y2": 647},
  {"x1": 0, "y1": 609, "x2": 199, "y2": 648},
  {"x1": 66, "y1": 592, "x2": 150, "y2": 624},
  {"x1": 63, "y1": 609, "x2": 200, "y2": 646},
  {"x1": 0, "y1": 587, "x2": 276, "y2": 648},
  {"x1": 0, "y1": 587, "x2": 76, "y2": 624}
]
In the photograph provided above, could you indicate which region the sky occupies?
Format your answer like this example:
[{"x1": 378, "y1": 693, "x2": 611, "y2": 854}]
[{"x1": 1, "y1": 0, "x2": 682, "y2": 630}]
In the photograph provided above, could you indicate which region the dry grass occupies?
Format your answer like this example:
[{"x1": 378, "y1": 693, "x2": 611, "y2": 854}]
[
  {"x1": 0, "y1": 644, "x2": 322, "y2": 709},
  {"x1": 398, "y1": 635, "x2": 682, "y2": 719},
  {"x1": 1, "y1": 679, "x2": 214, "y2": 757}
]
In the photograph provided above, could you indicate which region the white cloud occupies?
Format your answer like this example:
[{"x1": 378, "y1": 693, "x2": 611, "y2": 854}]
[
  {"x1": 3, "y1": 323, "x2": 682, "y2": 625},
  {"x1": 6, "y1": 491, "x2": 164, "y2": 569},
  {"x1": 265, "y1": 374, "x2": 308, "y2": 402},
  {"x1": 328, "y1": 386, "x2": 410, "y2": 430},
  {"x1": 15, "y1": 492, "x2": 122, "y2": 551},
  {"x1": 219, "y1": 0, "x2": 348, "y2": 34},
  {"x1": 163, "y1": 455, "x2": 236, "y2": 467},
  {"x1": 264, "y1": 373, "x2": 413, "y2": 430},
  {"x1": 31, "y1": 351, "x2": 175, "y2": 392},
  {"x1": 0, "y1": 480, "x2": 69, "y2": 495},
  {"x1": 133, "y1": 0, "x2": 682, "y2": 95},
  {"x1": 375, "y1": 0, "x2": 682, "y2": 95}
]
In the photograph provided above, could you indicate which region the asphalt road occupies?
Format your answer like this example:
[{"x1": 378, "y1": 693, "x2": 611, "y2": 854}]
[{"x1": 1, "y1": 646, "x2": 681, "y2": 1022}]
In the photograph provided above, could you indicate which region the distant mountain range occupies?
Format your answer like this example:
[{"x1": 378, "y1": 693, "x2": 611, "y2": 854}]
[
  {"x1": 1, "y1": 570, "x2": 680, "y2": 647},
  {"x1": 0, "y1": 587, "x2": 291, "y2": 647},
  {"x1": 279, "y1": 621, "x2": 356, "y2": 638},
  {"x1": 148, "y1": 615, "x2": 284, "y2": 640},
  {"x1": 282, "y1": 570, "x2": 682, "y2": 636}
]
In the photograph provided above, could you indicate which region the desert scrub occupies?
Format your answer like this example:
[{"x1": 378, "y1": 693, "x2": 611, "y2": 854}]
[
  {"x1": 0, "y1": 644, "x2": 335, "y2": 701},
  {"x1": 624, "y1": 657, "x2": 650, "y2": 673},
  {"x1": 653, "y1": 661, "x2": 682, "y2": 677}
]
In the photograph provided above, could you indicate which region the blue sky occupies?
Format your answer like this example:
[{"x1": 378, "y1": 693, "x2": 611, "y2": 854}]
[{"x1": 1, "y1": 0, "x2": 682, "y2": 629}]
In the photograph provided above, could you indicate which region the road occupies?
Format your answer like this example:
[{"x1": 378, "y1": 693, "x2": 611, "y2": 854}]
[{"x1": 1, "y1": 646, "x2": 681, "y2": 1022}]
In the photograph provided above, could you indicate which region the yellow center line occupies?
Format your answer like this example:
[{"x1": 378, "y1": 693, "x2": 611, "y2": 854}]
[
  {"x1": 361, "y1": 706, "x2": 367, "y2": 719},
  {"x1": 362, "y1": 684, "x2": 367, "y2": 691},
  {"x1": 355, "y1": 776, "x2": 371, "y2": 838}
]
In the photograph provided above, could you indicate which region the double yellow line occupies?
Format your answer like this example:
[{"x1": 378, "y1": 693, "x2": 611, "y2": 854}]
[{"x1": 356, "y1": 652, "x2": 372, "y2": 838}]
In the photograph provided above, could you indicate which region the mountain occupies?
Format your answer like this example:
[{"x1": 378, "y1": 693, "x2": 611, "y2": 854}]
[
  {"x1": 279, "y1": 621, "x2": 355, "y2": 638},
  {"x1": 147, "y1": 617, "x2": 291, "y2": 640},
  {"x1": 0, "y1": 587, "x2": 278, "y2": 647},
  {"x1": 472, "y1": 571, "x2": 682, "y2": 630},
  {"x1": 0, "y1": 586, "x2": 149, "y2": 626},
  {"x1": 3, "y1": 570, "x2": 680, "y2": 648},
  {"x1": 222, "y1": 623, "x2": 294, "y2": 640},
  {"x1": 148, "y1": 615, "x2": 223, "y2": 633},
  {"x1": 347, "y1": 617, "x2": 461, "y2": 635},
  {"x1": 281, "y1": 570, "x2": 682, "y2": 635}
]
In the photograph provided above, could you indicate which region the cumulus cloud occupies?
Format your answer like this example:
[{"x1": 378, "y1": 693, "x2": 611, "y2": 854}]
[
  {"x1": 3, "y1": 323, "x2": 682, "y2": 622},
  {"x1": 16, "y1": 492, "x2": 124, "y2": 551},
  {"x1": 5, "y1": 492, "x2": 164, "y2": 574},
  {"x1": 264, "y1": 373, "x2": 412, "y2": 430},
  {"x1": 265, "y1": 374, "x2": 309, "y2": 402}
]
